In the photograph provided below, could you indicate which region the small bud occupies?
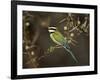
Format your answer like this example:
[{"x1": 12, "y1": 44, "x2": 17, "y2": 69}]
[
  {"x1": 77, "y1": 21, "x2": 80, "y2": 25},
  {"x1": 70, "y1": 33, "x2": 74, "y2": 37},
  {"x1": 68, "y1": 40, "x2": 71, "y2": 43},
  {"x1": 25, "y1": 45, "x2": 29, "y2": 50},
  {"x1": 31, "y1": 51, "x2": 35, "y2": 55},
  {"x1": 64, "y1": 26, "x2": 67, "y2": 30},
  {"x1": 25, "y1": 22, "x2": 30, "y2": 26}
]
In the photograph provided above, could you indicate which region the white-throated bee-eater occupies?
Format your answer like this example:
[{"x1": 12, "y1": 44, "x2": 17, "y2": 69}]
[{"x1": 48, "y1": 27, "x2": 78, "y2": 63}]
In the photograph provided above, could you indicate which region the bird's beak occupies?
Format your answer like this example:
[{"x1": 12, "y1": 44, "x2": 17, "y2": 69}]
[{"x1": 48, "y1": 27, "x2": 50, "y2": 30}]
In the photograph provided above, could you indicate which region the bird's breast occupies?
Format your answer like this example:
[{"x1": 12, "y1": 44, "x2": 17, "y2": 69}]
[{"x1": 50, "y1": 33, "x2": 61, "y2": 45}]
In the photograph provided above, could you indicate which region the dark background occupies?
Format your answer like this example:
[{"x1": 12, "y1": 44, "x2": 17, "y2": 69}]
[{"x1": 22, "y1": 11, "x2": 89, "y2": 68}]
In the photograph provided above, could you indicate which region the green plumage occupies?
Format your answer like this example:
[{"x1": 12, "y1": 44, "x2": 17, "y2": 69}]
[
  {"x1": 50, "y1": 30, "x2": 78, "y2": 62},
  {"x1": 51, "y1": 31, "x2": 70, "y2": 49}
]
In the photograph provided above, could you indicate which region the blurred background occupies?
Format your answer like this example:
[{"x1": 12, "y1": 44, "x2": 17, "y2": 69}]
[{"x1": 22, "y1": 11, "x2": 89, "y2": 68}]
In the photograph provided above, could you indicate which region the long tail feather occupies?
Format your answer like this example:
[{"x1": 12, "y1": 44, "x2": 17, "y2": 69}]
[{"x1": 63, "y1": 47, "x2": 78, "y2": 63}]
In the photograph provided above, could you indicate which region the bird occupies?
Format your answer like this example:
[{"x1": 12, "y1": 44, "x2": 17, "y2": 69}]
[{"x1": 48, "y1": 27, "x2": 78, "y2": 63}]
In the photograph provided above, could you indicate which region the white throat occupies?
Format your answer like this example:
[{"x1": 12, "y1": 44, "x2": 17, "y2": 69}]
[{"x1": 48, "y1": 29, "x2": 55, "y2": 33}]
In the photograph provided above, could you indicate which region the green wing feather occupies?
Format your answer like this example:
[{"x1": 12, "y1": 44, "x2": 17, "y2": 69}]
[
  {"x1": 52, "y1": 31, "x2": 70, "y2": 49},
  {"x1": 52, "y1": 31, "x2": 78, "y2": 62},
  {"x1": 50, "y1": 30, "x2": 78, "y2": 62}
]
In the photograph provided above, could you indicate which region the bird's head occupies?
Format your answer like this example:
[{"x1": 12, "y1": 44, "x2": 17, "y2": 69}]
[{"x1": 48, "y1": 27, "x2": 57, "y2": 33}]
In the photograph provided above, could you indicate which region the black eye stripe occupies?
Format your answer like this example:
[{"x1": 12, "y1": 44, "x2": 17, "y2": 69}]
[
  {"x1": 49, "y1": 28, "x2": 56, "y2": 30},
  {"x1": 50, "y1": 32, "x2": 54, "y2": 33}
]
